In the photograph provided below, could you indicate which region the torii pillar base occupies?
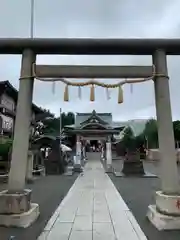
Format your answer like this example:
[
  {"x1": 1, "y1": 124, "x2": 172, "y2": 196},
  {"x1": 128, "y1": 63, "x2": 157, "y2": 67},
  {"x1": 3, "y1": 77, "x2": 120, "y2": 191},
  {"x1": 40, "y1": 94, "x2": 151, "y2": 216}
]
[
  {"x1": 0, "y1": 189, "x2": 39, "y2": 228},
  {"x1": 147, "y1": 191, "x2": 180, "y2": 230}
]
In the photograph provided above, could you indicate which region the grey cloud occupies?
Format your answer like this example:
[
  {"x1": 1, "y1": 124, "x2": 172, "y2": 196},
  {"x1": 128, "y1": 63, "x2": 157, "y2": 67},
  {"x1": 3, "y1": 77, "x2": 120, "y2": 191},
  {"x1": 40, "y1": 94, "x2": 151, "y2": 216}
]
[{"x1": 0, "y1": 0, "x2": 180, "y2": 120}]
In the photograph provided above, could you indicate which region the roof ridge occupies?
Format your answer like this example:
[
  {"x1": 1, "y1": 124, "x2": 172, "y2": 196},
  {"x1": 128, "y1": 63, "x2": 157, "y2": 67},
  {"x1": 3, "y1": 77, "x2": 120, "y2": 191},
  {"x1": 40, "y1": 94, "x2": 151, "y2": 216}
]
[{"x1": 0, "y1": 80, "x2": 44, "y2": 114}]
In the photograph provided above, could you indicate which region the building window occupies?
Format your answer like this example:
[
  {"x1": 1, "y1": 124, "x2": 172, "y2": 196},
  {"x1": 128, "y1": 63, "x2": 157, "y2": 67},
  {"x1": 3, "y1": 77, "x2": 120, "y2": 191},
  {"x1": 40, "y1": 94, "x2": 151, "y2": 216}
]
[{"x1": 1, "y1": 94, "x2": 15, "y2": 111}]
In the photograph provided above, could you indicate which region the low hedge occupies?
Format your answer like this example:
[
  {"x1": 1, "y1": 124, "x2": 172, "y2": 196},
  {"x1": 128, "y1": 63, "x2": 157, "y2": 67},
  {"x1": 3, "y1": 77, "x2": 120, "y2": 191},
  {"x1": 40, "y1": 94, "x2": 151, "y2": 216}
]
[{"x1": 0, "y1": 141, "x2": 12, "y2": 159}]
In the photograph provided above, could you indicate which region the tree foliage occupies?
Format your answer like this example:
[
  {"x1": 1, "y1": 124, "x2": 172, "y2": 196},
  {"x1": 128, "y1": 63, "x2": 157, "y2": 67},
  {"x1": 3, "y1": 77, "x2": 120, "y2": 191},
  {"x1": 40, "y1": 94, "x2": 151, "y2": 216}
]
[
  {"x1": 42, "y1": 111, "x2": 75, "y2": 136},
  {"x1": 143, "y1": 118, "x2": 158, "y2": 148},
  {"x1": 121, "y1": 127, "x2": 136, "y2": 150},
  {"x1": 173, "y1": 120, "x2": 180, "y2": 145},
  {"x1": 121, "y1": 118, "x2": 180, "y2": 150}
]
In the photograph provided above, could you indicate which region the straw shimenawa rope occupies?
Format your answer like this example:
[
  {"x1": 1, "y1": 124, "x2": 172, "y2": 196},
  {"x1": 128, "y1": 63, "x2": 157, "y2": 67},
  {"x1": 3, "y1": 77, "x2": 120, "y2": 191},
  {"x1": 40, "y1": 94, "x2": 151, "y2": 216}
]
[{"x1": 19, "y1": 63, "x2": 169, "y2": 103}]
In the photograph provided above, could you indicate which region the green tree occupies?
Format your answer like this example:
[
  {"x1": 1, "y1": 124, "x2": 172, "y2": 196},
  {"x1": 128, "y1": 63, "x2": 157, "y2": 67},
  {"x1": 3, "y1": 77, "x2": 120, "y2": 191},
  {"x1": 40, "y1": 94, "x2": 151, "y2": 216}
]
[
  {"x1": 43, "y1": 117, "x2": 60, "y2": 136},
  {"x1": 173, "y1": 120, "x2": 180, "y2": 148},
  {"x1": 42, "y1": 111, "x2": 75, "y2": 136},
  {"x1": 133, "y1": 119, "x2": 180, "y2": 150},
  {"x1": 173, "y1": 121, "x2": 180, "y2": 141},
  {"x1": 133, "y1": 119, "x2": 158, "y2": 149},
  {"x1": 66, "y1": 112, "x2": 75, "y2": 126},
  {"x1": 134, "y1": 133, "x2": 145, "y2": 148},
  {"x1": 143, "y1": 119, "x2": 158, "y2": 148},
  {"x1": 61, "y1": 112, "x2": 75, "y2": 128},
  {"x1": 121, "y1": 127, "x2": 135, "y2": 150}
]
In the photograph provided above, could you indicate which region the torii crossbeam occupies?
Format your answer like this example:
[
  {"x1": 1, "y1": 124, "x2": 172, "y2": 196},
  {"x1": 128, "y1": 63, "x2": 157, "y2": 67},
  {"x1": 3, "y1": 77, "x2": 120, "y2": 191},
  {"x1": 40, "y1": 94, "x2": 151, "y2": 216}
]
[{"x1": 0, "y1": 38, "x2": 179, "y2": 231}]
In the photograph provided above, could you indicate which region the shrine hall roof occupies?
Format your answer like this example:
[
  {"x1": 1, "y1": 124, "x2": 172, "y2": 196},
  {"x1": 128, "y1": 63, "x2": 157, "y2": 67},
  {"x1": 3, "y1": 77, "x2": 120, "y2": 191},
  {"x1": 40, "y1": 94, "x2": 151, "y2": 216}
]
[
  {"x1": 75, "y1": 110, "x2": 112, "y2": 127},
  {"x1": 64, "y1": 118, "x2": 147, "y2": 137},
  {"x1": 64, "y1": 110, "x2": 147, "y2": 137}
]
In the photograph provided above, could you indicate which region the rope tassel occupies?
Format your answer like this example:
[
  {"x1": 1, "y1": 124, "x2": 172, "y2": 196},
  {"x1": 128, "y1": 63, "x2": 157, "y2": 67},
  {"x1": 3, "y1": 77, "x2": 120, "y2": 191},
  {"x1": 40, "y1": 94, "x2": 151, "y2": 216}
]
[
  {"x1": 64, "y1": 85, "x2": 69, "y2": 101},
  {"x1": 118, "y1": 85, "x2": 123, "y2": 104},
  {"x1": 90, "y1": 84, "x2": 95, "y2": 101}
]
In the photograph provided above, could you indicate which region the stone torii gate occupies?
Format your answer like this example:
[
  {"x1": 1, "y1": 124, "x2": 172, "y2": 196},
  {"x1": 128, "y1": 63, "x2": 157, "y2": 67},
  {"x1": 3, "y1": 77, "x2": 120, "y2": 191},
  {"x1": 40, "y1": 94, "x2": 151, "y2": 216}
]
[{"x1": 0, "y1": 38, "x2": 179, "y2": 230}]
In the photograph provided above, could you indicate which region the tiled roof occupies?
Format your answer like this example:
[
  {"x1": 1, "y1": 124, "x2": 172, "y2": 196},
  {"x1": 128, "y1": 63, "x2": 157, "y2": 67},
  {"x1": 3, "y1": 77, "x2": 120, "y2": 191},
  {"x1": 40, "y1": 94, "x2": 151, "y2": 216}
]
[
  {"x1": 66, "y1": 115, "x2": 147, "y2": 137},
  {"x1": 0, "y1": 80, "x2": 44, "y2": 114},
  {"x1": 75, "y1": 110, "x2": 112, "y2": 127}
]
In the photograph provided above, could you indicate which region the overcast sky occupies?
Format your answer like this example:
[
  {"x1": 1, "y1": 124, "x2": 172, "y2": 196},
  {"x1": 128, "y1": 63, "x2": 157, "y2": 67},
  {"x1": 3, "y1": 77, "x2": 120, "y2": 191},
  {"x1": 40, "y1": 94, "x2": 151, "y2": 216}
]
[{"x1": 0, "y1": 0, "x2": 180, "y2": 121}]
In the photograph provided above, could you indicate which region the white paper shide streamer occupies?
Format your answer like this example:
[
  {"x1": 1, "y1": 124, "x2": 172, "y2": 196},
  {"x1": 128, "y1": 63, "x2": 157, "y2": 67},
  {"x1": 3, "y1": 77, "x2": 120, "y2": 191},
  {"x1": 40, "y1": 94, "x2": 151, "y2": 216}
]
[
  {"x1": 130, "y1": 83, "x2": 133, "y2": 94},
  {"x1": 106, "y1": 88, "x2": 111, "y2": 100},
  {"x1": 78, "y1": 86, "x2": 82, "y2": 99},
  {"x1": 52, "y1": 82, "x2": 56, "y2": 94}
]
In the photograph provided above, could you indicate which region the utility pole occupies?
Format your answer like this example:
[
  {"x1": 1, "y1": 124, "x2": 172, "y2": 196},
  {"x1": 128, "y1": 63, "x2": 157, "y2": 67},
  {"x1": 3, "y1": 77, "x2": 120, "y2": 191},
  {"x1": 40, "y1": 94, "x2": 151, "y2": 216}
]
[
  {"x1": 60, "y1": 108, "x2": 62, "y2": 147},
  {"x1": 30, "y1": 0, "x2": 35, "y2": 38}
]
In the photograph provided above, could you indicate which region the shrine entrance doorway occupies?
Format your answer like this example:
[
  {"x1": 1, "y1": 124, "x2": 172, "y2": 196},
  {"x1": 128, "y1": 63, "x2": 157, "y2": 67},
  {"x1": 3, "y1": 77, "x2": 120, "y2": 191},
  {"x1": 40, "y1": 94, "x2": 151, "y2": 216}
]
[{"x1": 89, "y1": 140, "x2": 98, "y2": 151}]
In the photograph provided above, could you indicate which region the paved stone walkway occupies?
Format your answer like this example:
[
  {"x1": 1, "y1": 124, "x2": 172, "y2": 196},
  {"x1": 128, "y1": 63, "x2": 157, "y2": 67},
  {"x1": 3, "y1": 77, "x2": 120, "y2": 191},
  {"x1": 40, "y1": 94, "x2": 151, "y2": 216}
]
[{"x1": 38, "y1": 160, "x2": 147, "y2": 240}]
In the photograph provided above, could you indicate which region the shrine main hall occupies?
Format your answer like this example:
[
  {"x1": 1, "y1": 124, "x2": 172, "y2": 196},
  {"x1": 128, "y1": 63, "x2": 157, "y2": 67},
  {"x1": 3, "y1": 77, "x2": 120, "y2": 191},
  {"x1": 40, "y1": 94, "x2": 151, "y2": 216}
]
[{"x1": 64, "y1": 110, "x2": 123, "y2": 170}]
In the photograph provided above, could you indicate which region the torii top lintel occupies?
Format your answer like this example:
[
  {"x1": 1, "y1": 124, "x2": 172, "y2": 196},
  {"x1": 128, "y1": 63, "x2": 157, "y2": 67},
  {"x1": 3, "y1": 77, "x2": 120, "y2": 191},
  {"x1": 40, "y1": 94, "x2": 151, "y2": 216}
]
[{"x1": 0, "y1": 38, "x2": 180, "y2": 55}]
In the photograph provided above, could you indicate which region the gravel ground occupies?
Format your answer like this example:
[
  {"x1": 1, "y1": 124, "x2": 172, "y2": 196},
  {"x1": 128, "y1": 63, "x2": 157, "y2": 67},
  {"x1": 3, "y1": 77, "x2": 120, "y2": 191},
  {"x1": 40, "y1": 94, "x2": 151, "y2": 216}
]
[
  {"x1": 0, "y1": 174, "x2": 78, "y2": 240},
  {"x1": 110, "y1": 159, "x2": 180, "y2": 240}
]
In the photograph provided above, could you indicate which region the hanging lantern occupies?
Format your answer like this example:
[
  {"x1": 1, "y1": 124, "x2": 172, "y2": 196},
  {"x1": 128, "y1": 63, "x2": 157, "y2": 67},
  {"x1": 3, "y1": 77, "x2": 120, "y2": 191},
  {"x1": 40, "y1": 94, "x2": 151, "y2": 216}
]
[
  {"x1": 90, "y1": 84, "x2": 95, "y2": 101},
  {"x1": 64, "y1": 85, "x2": 69, "y2": 101},
  {"x1": 118, "y1": 85, "x2": 123, "y2": 104}
]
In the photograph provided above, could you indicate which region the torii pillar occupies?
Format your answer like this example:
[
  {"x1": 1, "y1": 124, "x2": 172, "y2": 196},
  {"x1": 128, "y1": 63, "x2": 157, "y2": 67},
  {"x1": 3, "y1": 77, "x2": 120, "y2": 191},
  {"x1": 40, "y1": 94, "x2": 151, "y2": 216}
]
[
  {"x1": 147, "y1": 49, "x2": 180, "y2": 230},
  {"x1": 0, "y1": 49, "x2": 40, "y2": 228}
]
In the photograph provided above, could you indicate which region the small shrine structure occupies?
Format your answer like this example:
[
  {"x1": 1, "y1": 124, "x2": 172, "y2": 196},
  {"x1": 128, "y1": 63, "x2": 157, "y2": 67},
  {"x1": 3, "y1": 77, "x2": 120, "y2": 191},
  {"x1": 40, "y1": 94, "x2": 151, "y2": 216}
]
[{"x1": 64, "y1": 110, "x2": 120, "y2": 171}]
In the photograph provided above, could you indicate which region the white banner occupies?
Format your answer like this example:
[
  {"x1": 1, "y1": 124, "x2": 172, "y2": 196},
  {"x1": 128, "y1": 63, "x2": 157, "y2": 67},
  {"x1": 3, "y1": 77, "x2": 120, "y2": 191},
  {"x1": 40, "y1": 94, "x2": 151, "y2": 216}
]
[
  {"x1": 76, "y1": 141, "x2": 81, "y2": 165},
  {"x1": 106, "y1": 142, "x2": 112, "y2": 165},
  {"x1": 0, "y1": 113, "x2": 13, "y2": 130}
]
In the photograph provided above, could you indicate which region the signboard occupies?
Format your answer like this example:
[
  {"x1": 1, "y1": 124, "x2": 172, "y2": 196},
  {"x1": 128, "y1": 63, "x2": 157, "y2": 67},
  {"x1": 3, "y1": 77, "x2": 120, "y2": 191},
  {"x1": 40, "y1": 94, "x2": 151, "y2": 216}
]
[{"x1": 83, "y1": 136, "x2": 106, "y2": 140}]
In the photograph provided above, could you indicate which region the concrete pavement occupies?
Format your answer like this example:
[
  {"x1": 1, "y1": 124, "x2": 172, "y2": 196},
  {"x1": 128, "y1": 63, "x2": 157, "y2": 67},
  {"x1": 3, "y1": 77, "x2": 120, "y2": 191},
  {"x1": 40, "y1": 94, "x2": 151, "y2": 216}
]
[{"x1": 38, "y1": 159, "x2": 147, "y2": 240}]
